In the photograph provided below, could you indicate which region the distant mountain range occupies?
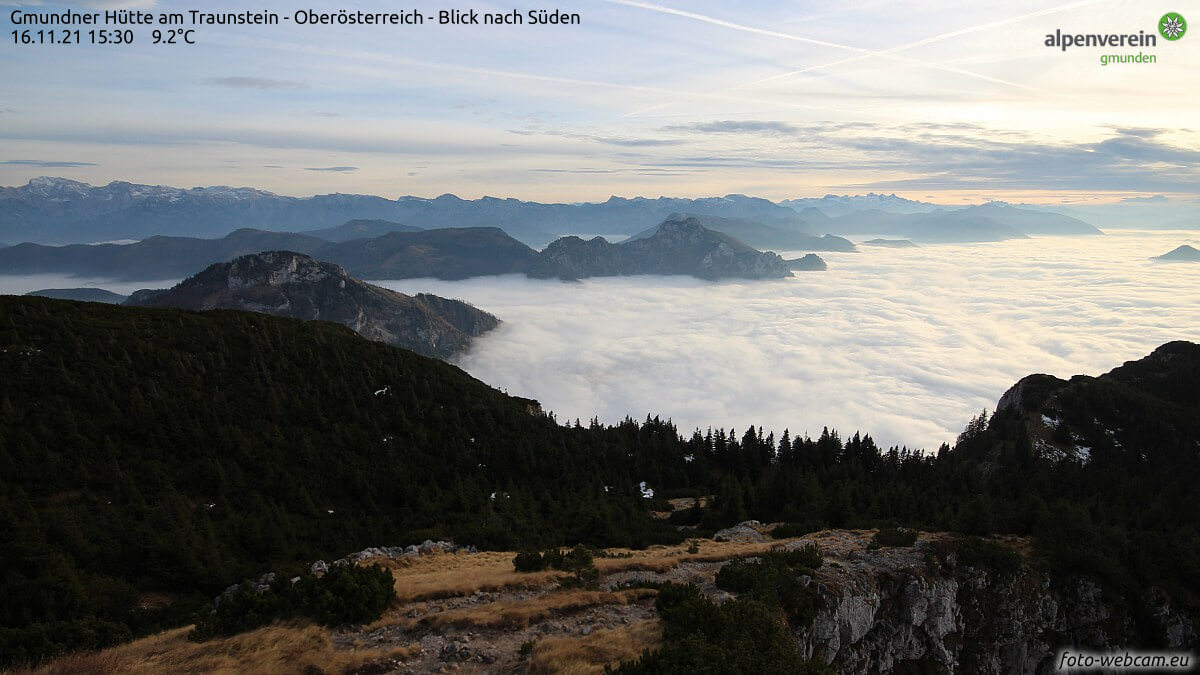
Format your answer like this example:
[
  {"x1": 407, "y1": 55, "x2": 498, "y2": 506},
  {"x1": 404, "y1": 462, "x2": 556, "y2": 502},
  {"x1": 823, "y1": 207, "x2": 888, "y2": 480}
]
[
  {"x1": 301, "y1": 218, "x2": 423, "y2": 242},
  {"x1": 1152, "y1": 244, "x2": 1200, "y2": 262},
  {"x1": 0, "y1": 228, "x2": 331, "y2": 280},
  {"x1": 624, "y1": 213, "x2": 856, "y2": 252},
  {"x1": 125, "y1": 252, "x2": 499, "y2": 360},
  {"x1": 1, "y1": 177, "x2": 811, "y2": 247},
  {"x1": 324, "y1": 227, "x2": 538, "y2": 280},
  {"x1": 0, "y1": 217, "x2": 797, "y2": 282},
  {"x1": 807, "y1": 203, "x2": 1101, "y2": 242},
  {"x1": 1, "y1": 178, "x2": 1124, "y2": 250},
  {"x1": 25, "y1": 288, "x2": 128, "y2": 304},
  {"x1": 528, "y1": 216, "x2": 792, "y2": 281},
  {"x1": 781, "y1": 193, "x2": 939, "y2": 217},
  {"x1": 862, "y1": 239, "x2": 917, "y2": 248}
]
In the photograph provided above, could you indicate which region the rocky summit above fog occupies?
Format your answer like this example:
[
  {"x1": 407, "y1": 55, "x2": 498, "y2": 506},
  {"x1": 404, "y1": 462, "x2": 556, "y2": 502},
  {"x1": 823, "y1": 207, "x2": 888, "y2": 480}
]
[
  {"x1": 125, "y1": 251, "x2": 498, "y2": 360},
  {"x1": 1152, "y1": 244, "x2": 1200, "y2": 262},
  {"x1": 529, "y1": 215, "x2": 793, "y2": 281}
]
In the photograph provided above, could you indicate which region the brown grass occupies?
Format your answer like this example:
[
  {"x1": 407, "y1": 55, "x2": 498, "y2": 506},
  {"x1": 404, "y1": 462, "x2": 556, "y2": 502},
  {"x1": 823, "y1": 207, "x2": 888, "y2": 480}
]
[
  {"x1": 380, "y1": 540, "x2": 786, "y2": 602},
  {"x1": 406, "y1": 588, "x2": 656, "y2": 632},
  {"x1": 529, "y1": 620, "x2": 662, "y2": 674},
  {"x1": 592, "y1": 538, "x2": 802, "y2": 574},
  {"x1": 8, "y1": 624, "x2": 418, "y2": 675},
  {"x1": 383, "y1": 539, "x2": 820, "y2": 600},
  {"x1": 15, "y1": 534, "x2": 845, "y2": 675},
  {"x1": 666, "y1": 496, "x2": 710, "y2": 511},
  {"x1": 388, "y1": 550, "x2": 562, "y2": 603}
]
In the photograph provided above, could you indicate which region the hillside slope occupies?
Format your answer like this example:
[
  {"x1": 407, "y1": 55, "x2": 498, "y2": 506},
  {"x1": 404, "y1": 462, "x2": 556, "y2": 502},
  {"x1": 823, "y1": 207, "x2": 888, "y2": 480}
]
[
  {"x1": 124, "y1": 251, "x2": 499, "y2": 360},
  {"x1": 1, "y1": 301, "x2": 1195, "y2": 667}
]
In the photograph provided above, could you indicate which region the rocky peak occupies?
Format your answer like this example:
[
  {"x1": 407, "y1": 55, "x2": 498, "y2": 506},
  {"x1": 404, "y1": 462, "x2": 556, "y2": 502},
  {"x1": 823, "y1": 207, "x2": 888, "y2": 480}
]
[
  {"x1": 655, "y1": 215, "x2": 706, "y2": 236},
  {"x1": 127, "y1": 251, "x2": 499, "y2": 360},
  {"x1": 223, "y1": 251, "x2": 340, "y2": 289},
  {"x1": 23, "y1": 176, "x2": 92, "y2": 196}
]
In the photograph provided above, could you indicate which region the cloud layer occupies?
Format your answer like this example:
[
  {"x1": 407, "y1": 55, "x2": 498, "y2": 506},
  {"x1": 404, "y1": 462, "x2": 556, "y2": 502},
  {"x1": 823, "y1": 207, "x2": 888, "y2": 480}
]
[
  {"x1": 2, "y1": 159, "x2": 96, "y2": 168},
  {"x1": 3, "y1": 1, "x2": 1197, "y2": 200},
  {"x1": 377, "y1": 231, "x2": 1200, "y2": 450}
]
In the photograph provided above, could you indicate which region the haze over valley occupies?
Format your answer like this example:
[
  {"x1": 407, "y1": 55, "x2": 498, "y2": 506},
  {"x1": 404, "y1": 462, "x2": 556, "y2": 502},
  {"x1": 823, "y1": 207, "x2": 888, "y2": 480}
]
[{"x1": 378, "y1": 229, "x2": 1199, "y2": 450}]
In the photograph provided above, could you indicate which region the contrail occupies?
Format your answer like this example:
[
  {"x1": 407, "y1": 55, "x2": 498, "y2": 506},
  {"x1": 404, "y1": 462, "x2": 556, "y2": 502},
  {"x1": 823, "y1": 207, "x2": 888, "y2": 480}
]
[
  {"x1": 742, "y1": 0, "x2": 1110, "y2": 88},
  {"x1": 612, "y1": 0, "x2": 1102, "y2": 117},
  {"x1": 231, "y1": 34, "x2": 879, "y2": 118},
  {"x1": 875, "y1": 0, "x2": 1108, "y2": 55},
  {"x1": 607, "y1": 0, "x2": 881, "y2": 54}
]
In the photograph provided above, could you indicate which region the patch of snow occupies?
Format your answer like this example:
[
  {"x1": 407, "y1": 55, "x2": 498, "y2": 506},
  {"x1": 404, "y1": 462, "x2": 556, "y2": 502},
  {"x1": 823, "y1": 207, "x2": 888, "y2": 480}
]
[
  {"x1": 1074, "y1": 446, "x2": 1092, "y2": 463},
  {"x1": 374, "y1": 385, "x2": 391, "y2": 396},
  {"x1": 683, "y1": 454, "x2": 695, "y2": 463},
  {"x1": 1035, "y1": 439, "x2": 1067, "y2": 463},
  {"x1": 639, "y1": 481, "x2": 655, "y2": 499}
]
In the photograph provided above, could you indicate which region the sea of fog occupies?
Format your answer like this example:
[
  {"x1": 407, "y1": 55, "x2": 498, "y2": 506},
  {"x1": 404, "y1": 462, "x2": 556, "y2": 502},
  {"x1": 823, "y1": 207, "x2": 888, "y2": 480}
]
[
  {"x1": 0, "y1": 231, "x2": 1194, "y2": 451},
  {"x1": 377, "y1": 230, "x2": 1200, "y2": 451},
  {"x1": 0, "y1": 276, "x2": 182, "y2": 297}
]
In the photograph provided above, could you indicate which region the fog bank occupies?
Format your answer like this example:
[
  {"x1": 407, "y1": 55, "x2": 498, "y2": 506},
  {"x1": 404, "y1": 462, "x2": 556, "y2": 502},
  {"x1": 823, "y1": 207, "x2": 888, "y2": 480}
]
[{"x1": 378, "y1": 231, "x2": 1199, "y2": 450}]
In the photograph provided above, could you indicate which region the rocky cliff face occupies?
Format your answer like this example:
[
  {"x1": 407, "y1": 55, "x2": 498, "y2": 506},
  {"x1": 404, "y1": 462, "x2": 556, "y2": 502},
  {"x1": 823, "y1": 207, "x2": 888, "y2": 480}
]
[
  {"x1": 529, "y1": 216, "x2": 792, "y2": 280},
  {"x1": 987, "y1": 341, "x2": 1200, "y2": 466},
  {"x1": 126, "y1": 251, "x2": 499, "y2": 360},
  {"x1": 793, "y1": 533, "x2": 1196, "y2": 674}
]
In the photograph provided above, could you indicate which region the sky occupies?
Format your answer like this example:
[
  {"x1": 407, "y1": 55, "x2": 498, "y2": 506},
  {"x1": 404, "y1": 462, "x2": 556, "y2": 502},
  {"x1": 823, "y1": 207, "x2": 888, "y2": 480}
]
[
  {"x1": 2, "y1": 0, "x2": 1199, "y2": 202},
  {"x1": 375, "y1": 230, "x2": 1200, "y2": 450}
]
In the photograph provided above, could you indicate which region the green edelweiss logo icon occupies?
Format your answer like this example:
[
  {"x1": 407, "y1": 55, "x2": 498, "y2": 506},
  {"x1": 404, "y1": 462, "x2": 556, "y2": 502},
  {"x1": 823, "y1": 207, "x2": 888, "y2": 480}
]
[{"x1": 1159, "y1": 12, "x2": 1186, "y2": 40}]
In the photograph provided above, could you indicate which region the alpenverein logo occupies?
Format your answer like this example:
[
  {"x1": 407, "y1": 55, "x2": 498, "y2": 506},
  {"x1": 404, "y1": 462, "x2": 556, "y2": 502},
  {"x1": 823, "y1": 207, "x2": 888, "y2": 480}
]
[{"x1": 1159, "y1": 13, "x2": 1186, "y2": 40}]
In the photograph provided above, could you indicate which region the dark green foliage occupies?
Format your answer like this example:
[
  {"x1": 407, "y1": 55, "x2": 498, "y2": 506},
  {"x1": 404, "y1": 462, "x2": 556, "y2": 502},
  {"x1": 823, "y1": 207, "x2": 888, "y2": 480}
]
[
  {"x1": 615, "y1": 583, "x2": 830, "y2": 674},
  {"x1": 1032, "y1": 503, "x2": 1123, "y2": 587},
  {"x1": 558, "y1": 566, "x2": 601, "y2": 590},
  {"x1": 955, "y1": 538, "x2": 1022, "y2": 577},
  {"x1": 513, "y1": 550, "x2": 547, "y2": 572},
  {"x1": 559, "y1": 545, "x2": 595, "y2": 572},
  {"x1": 871, "y1": 527, "x2": 919, "y2": 548},
  {"x1": 714, "y1": 547, "x2": 822, "y2": 624},
  {"x1": 619, "y1": 547, "x2": 825, "y2": 671},
  {"x1": 773, "y1": 545, "x2": 823, "y2": 571},
  {"x1": 1, "y1": 299, "x2": 1196, "y2": 663},
  {"x1": 927, "y1": 537, "x2": 1023, "y2": 577},
  {"x1": 770, "y1": 521, "x2": 823, "y2": 539},
  {"x1": 189, "y1": 563, "x2": 393, "y2": 641},
  {"x1": 0, "y1": 298, "x2": 682, "y2": 665},
  {"x1": 512, "y1": 545, "x2": 594, "y2": 573},
  {"x1": 0, "y1": 618, "x2": 132, "y2": 670}
]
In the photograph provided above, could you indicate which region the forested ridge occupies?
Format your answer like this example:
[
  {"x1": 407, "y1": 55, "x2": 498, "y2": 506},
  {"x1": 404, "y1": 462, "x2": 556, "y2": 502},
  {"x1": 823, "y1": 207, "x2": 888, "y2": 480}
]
[{"x1": 0, "y1": 296, "x2": 1195, "y2": 664}]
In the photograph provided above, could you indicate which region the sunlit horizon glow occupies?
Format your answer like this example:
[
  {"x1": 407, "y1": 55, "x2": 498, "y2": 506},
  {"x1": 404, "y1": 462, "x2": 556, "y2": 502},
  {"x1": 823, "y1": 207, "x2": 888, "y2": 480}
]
[{"x1": 2, "y1": 0, "x2": 1198, "y2": 203}]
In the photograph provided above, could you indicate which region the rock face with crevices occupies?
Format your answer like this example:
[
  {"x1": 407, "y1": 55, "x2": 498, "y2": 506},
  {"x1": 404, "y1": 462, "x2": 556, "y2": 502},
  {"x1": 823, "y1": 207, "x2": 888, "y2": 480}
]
[
  {"x1": 792, "y1": 532, "x2": 1197, "y2": 674},
  {"x1": 125, "y1": 251, "x2": 498, "y2": 360}
]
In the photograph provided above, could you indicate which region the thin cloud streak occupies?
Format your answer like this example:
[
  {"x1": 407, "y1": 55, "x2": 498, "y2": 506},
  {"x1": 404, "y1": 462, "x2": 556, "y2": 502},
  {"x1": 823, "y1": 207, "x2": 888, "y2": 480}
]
[
  {"x1": 202, "y1": 77, "x2": 306, "y2": 90},
  {"x1": 2, "y1": 159, "x2": 96, "y2": 168},
  {"x1": 613, "y1": 0, "x2": 1050, "y2": 118}
]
